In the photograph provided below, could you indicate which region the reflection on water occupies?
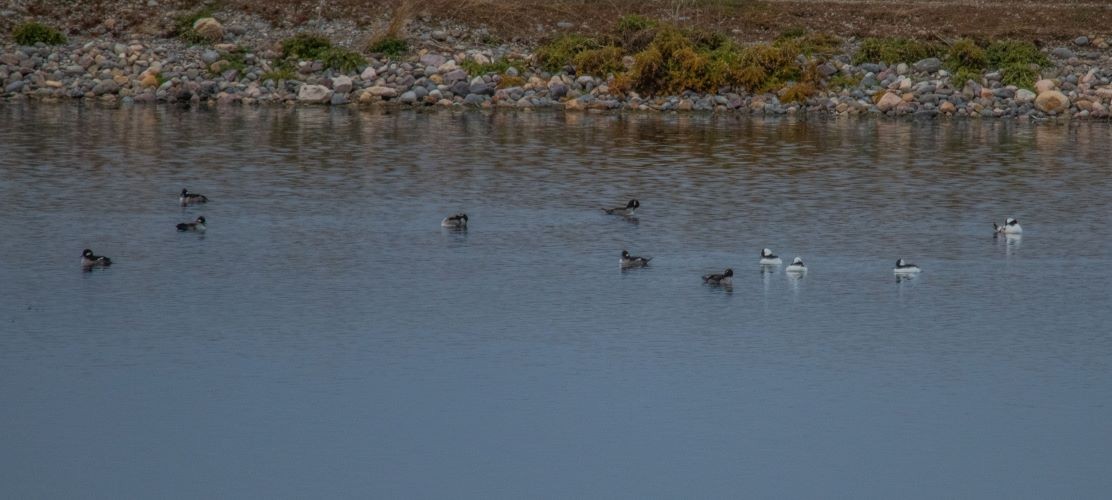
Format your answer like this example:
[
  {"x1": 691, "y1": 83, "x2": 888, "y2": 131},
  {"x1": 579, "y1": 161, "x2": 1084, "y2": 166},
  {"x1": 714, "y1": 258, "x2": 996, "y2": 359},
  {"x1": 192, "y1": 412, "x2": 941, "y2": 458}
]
[{"x1": 1, "y1": 104, "x2": 1111, "y2": 498}]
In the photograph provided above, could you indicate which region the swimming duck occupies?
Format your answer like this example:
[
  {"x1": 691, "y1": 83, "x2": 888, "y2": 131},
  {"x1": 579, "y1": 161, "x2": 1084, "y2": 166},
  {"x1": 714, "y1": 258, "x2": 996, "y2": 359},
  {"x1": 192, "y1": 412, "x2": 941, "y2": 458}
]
[
  {"x1": 441, "y1": 213, "x2": 468, "y2": 229},
  {"x1": 785, "y1": 257, "x2": 807, "y2": 273},
  {"x1": 759, "y1": 248, "x2": 783, "y2": 265},
  {"x1": 893, "y1": 259, "x2": 921, "y2": 274},
  {"x1": 602, "y1": 199, "x2": 639, "y2": 216},
  {"x1": 176, "y1": 216, "x2": 207, "y2": 232},
  {"x1": 702, "y1": 268, "x2": 733, "y2": 284},
  {"x1": 993, "y1": 218, "x2": 1022, "y2": 234},
  {"x1": 180, "y1": 188, "x2": 209, "y2": 206},
  {"x1": 81, "y1": 248, "x2": 112, "y2": 268},
  {"x1": 620, "y1": 250, "x2": 652, "y2": 268}
]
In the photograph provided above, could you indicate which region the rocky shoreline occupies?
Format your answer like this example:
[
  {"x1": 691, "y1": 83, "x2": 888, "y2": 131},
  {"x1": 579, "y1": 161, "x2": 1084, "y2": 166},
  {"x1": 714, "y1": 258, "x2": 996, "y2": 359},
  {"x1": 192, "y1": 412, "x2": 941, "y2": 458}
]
[{"x1": 4, "y1": 16, "x2": 1112, "y2": 119}]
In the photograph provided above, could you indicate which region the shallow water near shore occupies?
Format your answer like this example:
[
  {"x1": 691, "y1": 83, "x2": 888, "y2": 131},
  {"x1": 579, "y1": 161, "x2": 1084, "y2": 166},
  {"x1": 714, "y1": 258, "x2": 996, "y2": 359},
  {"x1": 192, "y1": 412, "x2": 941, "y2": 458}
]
[{"x1": 2, "y1": 104, "x2": 1111, "y2": 498}]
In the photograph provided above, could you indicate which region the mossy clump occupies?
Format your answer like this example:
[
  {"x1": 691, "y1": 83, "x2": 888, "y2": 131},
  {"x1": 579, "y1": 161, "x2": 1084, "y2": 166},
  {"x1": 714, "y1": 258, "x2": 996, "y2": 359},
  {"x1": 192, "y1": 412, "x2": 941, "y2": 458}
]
[
  {"x1": 277, "y1": 33, "x2": 366, "y2": 72},
  {"x1": 986, "y1": 40, "x2": 1047, "y2": 67},
  {"x1": 366, "y1": 36, "x2": 408, "y2": 57},
  {"x1": 1000, "y1": 64, "x2": 1039, "y2": 89},
  {"x1": 780, "y1": 82, "x2": 817, "y2": 103},
  {"x1": 460, "y1": 58, "x2": 515, "y2": 76},
  {"x1": 573, "y1": 46, "x2": 626, "y2": 76},
  {"x1": 946, "y1": 38, "x2": 987, "y2": 70},
  {"x1": 617, "y1": 14, "x2": 657, "y2": 34},
  {"x1": 497, "y1": 74, "x2": 526, "y2": 89},
  {"x1": 173, "y1": 6, "x2": 216, "y2": 44},
  {"x1": 535, "y1": 34, "x2": 602, "y2": 72},
  {"x1": 321, "y1": 47, "x2": 367, "y2": 72},
  {"x1": 281, "y1": 33, "x2": 333, "y2": 60},
  {"x1": 853, "y1": 37, "x2": 942, "y2": 65},
  {"x1": 827, "y1": 73, "x2": 862, "y2": 89},
  {"x1": 260, "y1": 67, "x2": 296, "y2": 82},
  {"x1": 12, "y1": 21, "x2": 66, "y2": 46}
]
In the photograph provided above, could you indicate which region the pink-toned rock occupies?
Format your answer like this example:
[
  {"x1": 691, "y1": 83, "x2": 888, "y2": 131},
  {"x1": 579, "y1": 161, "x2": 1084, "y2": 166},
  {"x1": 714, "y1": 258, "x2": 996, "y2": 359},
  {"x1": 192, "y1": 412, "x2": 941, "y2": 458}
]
[
  {"x1": 192, "y1": 18, "x2": 224, "y2": 42},
  {"x1": 1035, "y1": 90, "x2": 1070, "y2": 113},
  {"x1": 1035, "y1": 79, "x2": 1056, "y2": 93},
  {"x1": 876, "y1": 91, "x2": 902, "y2": 111}
]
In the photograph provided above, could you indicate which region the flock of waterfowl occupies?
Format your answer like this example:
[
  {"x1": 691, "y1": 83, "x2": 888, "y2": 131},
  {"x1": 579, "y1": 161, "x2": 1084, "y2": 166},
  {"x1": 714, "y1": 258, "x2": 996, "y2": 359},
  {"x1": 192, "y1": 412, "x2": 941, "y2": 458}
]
[{"x1": 81, "y1": 193, "x2": 1024, "y2": 282}]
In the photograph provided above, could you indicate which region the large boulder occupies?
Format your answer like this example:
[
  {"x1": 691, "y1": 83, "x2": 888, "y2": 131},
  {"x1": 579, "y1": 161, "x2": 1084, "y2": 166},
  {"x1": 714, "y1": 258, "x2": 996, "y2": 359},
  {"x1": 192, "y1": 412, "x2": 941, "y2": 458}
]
[
  {"x1": 1034, "y1": 90, "x2": 1070, "y2": 113},
  {"x1": 364, "y1": 86, "x2": 397, "y2": 98},
  {"x1": 912, "y1": 57, "x2": 941, "y2": 73},
  {"x1": 1014, "y1": 88, "x2": 1036, "y2": 103},
  {"x1": 876, "y1": 91, "x2": 902, "y2": 111},
  {"x1": 332, "y1": 75, "x2": 353, "y2": 94},
  {"x1": 192, "y1": 18, "x2": 224, "y2": 42},
  {"x1": 297, "y1": 84, "x2": 332, "y2": 104},
  {"x1": 1034, "y1": 79, "x2": 1056, "y2": 93}
]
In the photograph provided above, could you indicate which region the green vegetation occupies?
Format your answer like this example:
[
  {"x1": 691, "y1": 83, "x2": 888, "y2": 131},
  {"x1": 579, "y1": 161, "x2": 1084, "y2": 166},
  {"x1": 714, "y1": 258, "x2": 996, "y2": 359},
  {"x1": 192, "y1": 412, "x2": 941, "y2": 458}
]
[
  {"x1": 573, "y1": 46, "x2": 625, "y2": 76},
  {"x1": 497, "y1": 74, "x2": 526, "y2": 89},
  {"x1": 616, "y1": 14, "x2": 657, "y2": 34},
  {"x1": 535, "y1": 34, "x2": 602, "y2": 72},
  {"x1": 174, "y1": 6, "x2": 216, "y2": 44},
  {"x1": 12, "y1": 21, "x2": 66, "y2": 46},
  {"x1": 853, "y1": 37, "x2": 941, "y2": 65},
  {"x1": 986, "y1": 40, "x2": 1047, "y2": 88},
  {"x1": 366, "y1": 36, "x2": 408, "y2": 57},
  {"x1": 827, "y1": 73, "x2": 861, "y2": 90},
  {"x1": 260, "y1": 67, "x2": 296, "y2": 82},
  {"x1": 277, "y1": 33, "x2": 366, "y2": 72},
  {"x1": 460, "y1": 58, "x2": 515, "y2": 76}
]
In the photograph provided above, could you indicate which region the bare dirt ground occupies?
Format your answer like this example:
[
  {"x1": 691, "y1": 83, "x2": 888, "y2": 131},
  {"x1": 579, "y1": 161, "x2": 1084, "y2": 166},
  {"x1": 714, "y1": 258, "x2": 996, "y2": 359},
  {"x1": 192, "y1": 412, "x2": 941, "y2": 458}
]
[{"x1": 3, "y1": 0, "x2": 1107, "y2": 44}]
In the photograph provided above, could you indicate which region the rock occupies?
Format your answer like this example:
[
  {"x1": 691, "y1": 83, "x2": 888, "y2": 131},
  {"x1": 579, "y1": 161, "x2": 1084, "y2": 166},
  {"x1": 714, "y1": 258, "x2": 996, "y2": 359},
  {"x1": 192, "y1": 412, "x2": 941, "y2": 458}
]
[
  {"x1": 4, "y1": 80, "x2": 24, "y2": 93},
  {"x1": 939, "y1": 101, "x2": 956, "y2": 114},
  {"x1": 92, "y1": 80, "x2": 119, "y2": 95},
  {"x1": 399, "y1": 90, "x2": 417, "y2": 104},
  {"x1": 1034, "y1": 90, "x2": 1069, "y2": 113},
  {"x1": 896, "y1": 63, "x2": 909, "y2": 75},
  {"x1": 912, "y1": 57, "x2": 941, "y2": 73},
  {"x1": 557, "y1": 21, "x2": 574, "y2": 29},
  {"x1": 677, "y1": 99, "x2": 694, "y2": 111},
  {"x1": 210, "y1": 60, "x2": 229, "y2": 73},
  {"x1": 360, "y1": 67, "x2": 377, "y2": 81},
  {"x1": 365, "y1": 85, "x2": 397, "y2": 97},
  {"x1": 1035, "y1": 79, "x2": 1056, "y2": 93},
  {"x1": 463, "y1": 93, "x2": 485, "y2": 106},
  {"x1": 549, "y1": 82, "x2": 568, "y2": 99},
  {"x1": 192, "y1": 18, "x2": 224, "y2": 42},
  {"x1": 330, "y1": 93, "x2": 348, "y2": 105},
  {"x1": 564, "y1": 97, "x2": 585, "y2": 110},
  {"x1": 297, "y1": 84, "x2": 332, "y2": 103},
  {"x1": 1075, "y1": 36, "x2": 1090, "y2": 46},
  {"x1": 876, "y1": 91, "x2": 902, "y2": 111},
  {"x1": 444, "y1": 69, "x2": 467, "y2": 83},
  {"x1": 201, "y1": 50, "x2": 220, "y2": 64},
  {"x1": 1051, "y1": 47, "x2": 1074, "y2": 59},
  {"x1": 469, "y1": 78, "x2": 490, "y2": 95},
  {"x1": 332, "y1": 75, "x2": 352, "y2": 94},
  {"x1": 140, "y1": 73, "x2": 159, "y2": 87},
  {"x1": 419, "y1": 53, "x2": 447, "y2": 68},
  {"x1": 1015, "y1": 88, "x2": 1036, "y2": 102},
  {"x1": 432, "y1": 30, "x2": 449, "y2": 42}
]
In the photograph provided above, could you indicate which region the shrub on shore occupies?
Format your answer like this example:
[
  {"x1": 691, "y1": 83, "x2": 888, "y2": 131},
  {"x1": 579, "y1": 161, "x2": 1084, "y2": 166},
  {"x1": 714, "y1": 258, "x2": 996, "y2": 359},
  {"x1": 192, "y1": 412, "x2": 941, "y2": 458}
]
[
  {"x1": 366, "y1": 36, "x2": 408, "y2": 57},
  {"x1": 279, "y1": 33, "x2": 366, "y2": 72},
  {"x1": 12, "y1": 22, "x2": 66, "y2": 46},
  {"x1": 174, "y1": 6, "x2": 216, "y2": 44},
  {"x1": 853, "y1": 37, "x2": 941, "y2": 65}
]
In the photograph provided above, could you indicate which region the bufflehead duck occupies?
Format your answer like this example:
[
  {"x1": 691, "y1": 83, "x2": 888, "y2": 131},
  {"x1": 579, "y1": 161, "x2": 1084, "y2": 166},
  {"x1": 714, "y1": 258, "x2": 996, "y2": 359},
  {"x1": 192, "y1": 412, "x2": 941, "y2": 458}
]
[
  {"x1": 179, "y1": 188, "x2": 208, "y2": 206},
  {"x1": 893, "y1": 259, "x2": 921, "y2": 274},
  {"x1": 81, "y1": 248, "x2": 112, "y2": 268},
  {"x1": 620, "y1": 250, "x2": 652, "y2": 268},
  {"x1": 993, "y1": 218, "x2": 1022, "y2": 234},
  {"x1": 759, "y1": 248, "x2": 783, "y2": 265},
  {"x1": 441, "y1": 213, "x2": 468, "y2": 229},
  {"x1": 176, "y1": 216, "x2": 207, "y2": 232},
  {"x1": 603, "y1": 199, "x2": 640, "y2": 216},
  {"x1": 785, "y1": 257, "x2": 807, "y2": 273},
  {"x1": 702, "y1": 268, "x2": 733, "y2": 284}
]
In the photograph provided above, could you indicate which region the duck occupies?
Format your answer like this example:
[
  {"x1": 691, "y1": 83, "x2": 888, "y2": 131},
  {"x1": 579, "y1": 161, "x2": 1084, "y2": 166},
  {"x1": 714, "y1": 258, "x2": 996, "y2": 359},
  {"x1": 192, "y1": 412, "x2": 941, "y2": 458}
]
[
  {"x1": 759, "y1": 248, "x2": 783, "y2": 265},
  {"x1": 179, "y1": 188, "x2": 209, "y2": 206},
  {"x1": 81, "y1": 248, "x2": 112, "y2": 268},
  {"x1": 441, "y1": 213, "x2": 468, "y2": 229},
  {"x1": 785, "y1": 257, "x2": 807, "y2": 273},
  {"x1": 602, "y1": 199, "x2": 639, "y2": 216},
  {"x1": 702, "y1": 268, "x2": 733, "y2": 285},
  {"x1": 176, "y1": 216, "x2": 207, "y2": 232},
  {"x1": 893, "y1": 259, "x2": 921, "y2": 274},
  {"x1": 620, "y1": 250, "x2": 652, "y2": 268},
  {"x1": 993, "y1": 217, "x2": 1022, "y2": 234}
]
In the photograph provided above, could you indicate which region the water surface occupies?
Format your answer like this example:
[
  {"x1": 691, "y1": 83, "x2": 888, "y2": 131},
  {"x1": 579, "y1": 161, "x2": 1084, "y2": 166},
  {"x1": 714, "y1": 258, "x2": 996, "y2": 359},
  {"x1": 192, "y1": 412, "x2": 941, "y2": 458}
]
[{"x1": 1, "y1": 105, "x2": 1110, "y2": 498}]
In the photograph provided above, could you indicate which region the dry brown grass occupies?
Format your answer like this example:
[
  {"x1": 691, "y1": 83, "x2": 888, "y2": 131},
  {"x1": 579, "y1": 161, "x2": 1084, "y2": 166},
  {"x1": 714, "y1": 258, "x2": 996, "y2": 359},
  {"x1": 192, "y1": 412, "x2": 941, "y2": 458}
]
[{"x1": 5, "y1": 0, "x2": 1110, "y2": 44}]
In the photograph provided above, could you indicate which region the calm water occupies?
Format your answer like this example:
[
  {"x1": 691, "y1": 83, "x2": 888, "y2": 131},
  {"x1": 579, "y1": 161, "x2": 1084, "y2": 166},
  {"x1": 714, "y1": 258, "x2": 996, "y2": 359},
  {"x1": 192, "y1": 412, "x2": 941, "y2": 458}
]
[{"x1": 1, "y1": 104, "x2": 1111, "y2": 498}]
